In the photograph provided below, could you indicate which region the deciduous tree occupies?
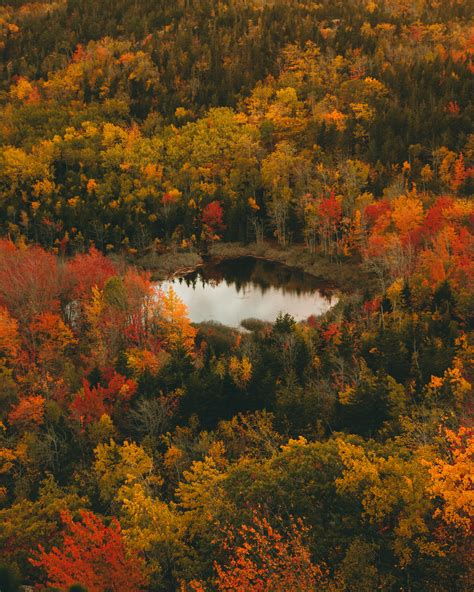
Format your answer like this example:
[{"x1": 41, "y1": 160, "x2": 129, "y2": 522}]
[{"x1": 30, "y1": 509, "x2": 148, "y2": 592}]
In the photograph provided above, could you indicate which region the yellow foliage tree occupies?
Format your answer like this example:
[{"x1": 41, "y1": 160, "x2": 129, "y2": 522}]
[
  {"x1": 94, "y1": 439, "x2": 157, "y2": 502},
  {"x1": 228, "y1": 356, "x2": 252, "y2": 388},
  {"x1": 157, "y1": 287, "x2": 196, "y2": 354},
  {"x1": 427, "y1": 427, "x2": 474, "y2": 534},
  {"x1": 336, "y1": 440, "x2": 443, "y2": 567},
  {"x1": 391, "y1": 194, "x2": 424, "y2": 236},
  {"x1": 118, "y1": 481, "x2": 187, "y2": 585}
]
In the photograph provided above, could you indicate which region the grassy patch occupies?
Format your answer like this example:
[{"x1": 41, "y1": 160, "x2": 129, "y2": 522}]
[{"x1": 138, "y1": 250, "x2": 203, "y2": 280}]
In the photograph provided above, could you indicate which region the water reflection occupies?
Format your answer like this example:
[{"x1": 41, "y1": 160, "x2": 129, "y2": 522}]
[{"x1": 159, "y1": 257, "x2": 337, "y2": 328}]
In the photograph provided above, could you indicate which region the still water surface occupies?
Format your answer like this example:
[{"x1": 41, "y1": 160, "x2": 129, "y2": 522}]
[{"x1": 159, "y1": 257, "x2": 338, "y2": 328}]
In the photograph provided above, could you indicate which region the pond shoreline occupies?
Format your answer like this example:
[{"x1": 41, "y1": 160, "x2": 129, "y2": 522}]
[
  {"x1": 158, "y1": 253, "x2": 340, "y2": 327},
  {"x1": 139, "y1": 241, "x2": 375, "y2": 294}
]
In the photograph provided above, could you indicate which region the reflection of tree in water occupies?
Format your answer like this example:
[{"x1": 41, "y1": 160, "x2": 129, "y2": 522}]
[
  {"x1": 178, "y1": 273, "x2": 221, "y2": 290},
  {"x1": 179, "y1": 257, "x2": 333, "y2": 298}
]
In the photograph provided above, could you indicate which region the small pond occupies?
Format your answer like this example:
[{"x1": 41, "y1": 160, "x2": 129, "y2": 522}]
[{"x1": 159, "y1": 257, "x2": 338, "y2": 328}]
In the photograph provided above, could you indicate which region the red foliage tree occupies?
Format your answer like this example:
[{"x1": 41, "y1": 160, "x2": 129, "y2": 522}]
[
  {"x1": 0, "y1": 240, "x2": 61, "y2": 321},
  {"x1": 65, "y1": 247, "x2": 117, "y2": 300},
  {"x1": 421, "y1": 196, "x2": 454, "y2": 238},
  {"x1": 364, "y1": 200, "x2": 391, "y2": 225},
  {"x1": 317, "y1": 191, "x2": 342, "y2": 223},
  {"x1": 201, "y1": 201, "x2": 226, "y2": 236},
  {"x1": 317, "y1": 191, "x2": 343, "y2": 255},
  {"x1": 30, "y1": 510, "x2": 148, "y2": 592},
  {"x1": 71, "y1": 371, "x2": 137, "y2": 425},
  {"x1": 322, "y1": 322, "x2": 342, "y2": 344},
  {"x1": 447, "y1": 100, "x2": 460, "y2": 115}
]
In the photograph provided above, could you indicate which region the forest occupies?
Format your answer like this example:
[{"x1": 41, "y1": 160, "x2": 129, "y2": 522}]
[{"x1": 0, "y1": 1, "x2": 473, "y2": 591}]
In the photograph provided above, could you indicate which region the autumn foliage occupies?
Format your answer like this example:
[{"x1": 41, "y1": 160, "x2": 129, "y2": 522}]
[
  {"x1": 64, "y1": 248, "x2": 117, "y2": 300},
  {"x1": 193, "y1": 512, "x2": 324, "y2": 592},
  {"x1": 30, "y1": 510, "x2": 148, "y2": 592},
  {"x1": 71, "y1": 372, "x2": 138, "y2": 426},
  {"x1": 0, "y1": 1, "x2": 472, "y2": 591},
  {"x1": 428, "y1": 427, "x2": 474, "y2": 533}
]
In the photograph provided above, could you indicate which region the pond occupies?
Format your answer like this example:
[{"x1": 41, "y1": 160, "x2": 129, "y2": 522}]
[{"x1": 159, "y1": 257, "x2": 338, "y2": 328}]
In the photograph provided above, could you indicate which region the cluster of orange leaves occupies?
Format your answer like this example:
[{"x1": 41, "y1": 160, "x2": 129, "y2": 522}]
[
  {"x1": 30, "y1": 510, "x2": 148, "y2": 592},
  {"x1": 188, "y1": 512, "x2": 324, "y2": 592}
]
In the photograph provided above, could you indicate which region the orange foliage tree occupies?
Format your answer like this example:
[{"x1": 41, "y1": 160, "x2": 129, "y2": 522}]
[
  {"x1": 8, "y1": 395, "x2": 46, "y2": 428},
  {"x1": 188, "y1": 511, "x2": 324, "y2": 592},
  {"x1": 428, "y1": 427, "x2": 474, "y2": 534},
  {"x1": 28, "y1": 311, "x2": 76, "y2": 370},
  {"x1": 30, "y1": 509, "x2": 148, "y2": 592},
  {"x1": 0, "y1": 306, "x2": 19, "y2": 360}
]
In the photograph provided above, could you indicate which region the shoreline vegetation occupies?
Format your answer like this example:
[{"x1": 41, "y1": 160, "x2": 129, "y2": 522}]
[{"x1": 138, "y1": 241, "x2": 373, "y2": 295}]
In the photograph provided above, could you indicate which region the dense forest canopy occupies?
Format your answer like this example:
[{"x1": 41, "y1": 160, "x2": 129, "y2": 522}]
[
  {"x1": 0, "y1": 1, "x2": 472, "y2": 591},
  {"x1": 0, "y1": 0, "x2": 472, "y2": 250}
]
